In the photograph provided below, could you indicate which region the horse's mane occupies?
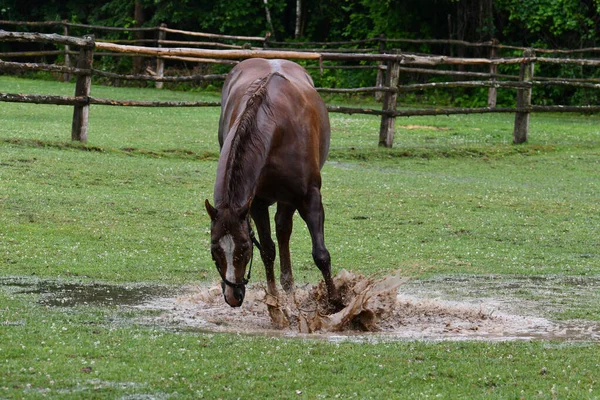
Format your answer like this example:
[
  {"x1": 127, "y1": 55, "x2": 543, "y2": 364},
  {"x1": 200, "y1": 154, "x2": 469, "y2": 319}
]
[{"x1": 224, "y1": 72, "x2": 283, "y2": 205}]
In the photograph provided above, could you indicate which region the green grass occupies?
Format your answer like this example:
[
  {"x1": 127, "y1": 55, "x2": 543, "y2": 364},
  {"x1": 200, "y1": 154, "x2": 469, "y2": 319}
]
[
  {"x1": 2, "y1": 291, "x2": 600, "y2": 399},
  {"x1": 2, "y1": 76, "x2": 600, "y2": 398},
  {"x1": 0, "y1": 76, "x2": 222, "y2": 153},
  {"x1": 3, "y1": 127, "x2": 599, "y2": 284}
]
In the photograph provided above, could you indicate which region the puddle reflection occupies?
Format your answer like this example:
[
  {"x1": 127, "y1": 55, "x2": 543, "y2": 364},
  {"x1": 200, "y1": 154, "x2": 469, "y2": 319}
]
[{"x1": 0, "y1": 277, "x2": 172, "y2": 307}]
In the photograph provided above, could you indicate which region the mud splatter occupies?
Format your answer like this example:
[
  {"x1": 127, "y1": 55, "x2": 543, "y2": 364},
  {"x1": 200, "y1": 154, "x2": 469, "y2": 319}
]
[
  {"x1": 135, "y1": 272, "x2": 600, "y2": 341},
  {"x1": 264, "y1": 270, "x2": 409, "y2": 332}
]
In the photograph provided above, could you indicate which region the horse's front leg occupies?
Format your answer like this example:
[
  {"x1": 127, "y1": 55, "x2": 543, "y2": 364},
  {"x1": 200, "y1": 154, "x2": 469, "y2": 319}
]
[
  {"x1": 298, "y1": 186, "x2": 343, "y2": 311},
  {"x1": 250, "y1": 199, "x2": 277, "y2": 295},
  {"x1": 251, "y1": 199, "x2": 290, "y2": 328}
]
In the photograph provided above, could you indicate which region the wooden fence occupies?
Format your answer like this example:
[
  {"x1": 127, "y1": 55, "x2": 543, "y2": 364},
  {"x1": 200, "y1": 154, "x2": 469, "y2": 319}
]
[{"x1": 1, "y1": 21, "x2": 600, "y2": 147}]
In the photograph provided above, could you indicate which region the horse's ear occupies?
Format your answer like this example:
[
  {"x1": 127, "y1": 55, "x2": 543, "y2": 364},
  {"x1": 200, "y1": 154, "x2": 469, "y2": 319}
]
[
  {"x1": 205, "y1": 199, "x2": 217, "y2": 221},
  {"x1": 236, "y1": 198, "x2": 252, "y2": 221}
]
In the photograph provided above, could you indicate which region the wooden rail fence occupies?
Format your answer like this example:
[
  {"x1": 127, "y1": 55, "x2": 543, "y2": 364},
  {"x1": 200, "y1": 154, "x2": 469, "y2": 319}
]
[{"x1": 1, "y1": 23, "x2": 600, "y2": 147}]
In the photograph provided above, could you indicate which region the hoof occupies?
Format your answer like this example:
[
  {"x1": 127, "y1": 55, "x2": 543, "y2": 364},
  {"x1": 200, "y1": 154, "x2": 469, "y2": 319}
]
[
  {"x1": 281, "y1": 274, "x2": 295, "y2": 294},
  {"x1": 327, "y1": 295, "x2": 345, "y2": 313}
]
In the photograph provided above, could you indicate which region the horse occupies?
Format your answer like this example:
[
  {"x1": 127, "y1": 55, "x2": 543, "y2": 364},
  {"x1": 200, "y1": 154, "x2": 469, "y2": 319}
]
[{"x1": 205, "y1": 58, "x2": 341, "y2": 309}]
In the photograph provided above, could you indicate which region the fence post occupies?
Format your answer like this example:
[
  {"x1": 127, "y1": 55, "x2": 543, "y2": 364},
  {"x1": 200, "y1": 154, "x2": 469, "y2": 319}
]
[
  {"x1": 375, "y1": 34, "x2": 386, "y2": 102},
  {"x1": 62, "y1": 21, "x2": 71, "y2": 83},
  {"x1": 263, "y1": 31, "x2": 271, "y2": 49},
  {"x1": 487, "y1": 39, "x2": 498, "y2": 107},
  {"x1": 513, "y1": 48, "x2": 535, "y2": 144},
  {"x1": 71, "y1": 35, "x2": 95, "y2": 142},
  {"x1": 155, "y1": 24, "x2": 167, "y2": 89},
  {"x1": 378, "y1": 57, "x2": 400, "y2": 148}
]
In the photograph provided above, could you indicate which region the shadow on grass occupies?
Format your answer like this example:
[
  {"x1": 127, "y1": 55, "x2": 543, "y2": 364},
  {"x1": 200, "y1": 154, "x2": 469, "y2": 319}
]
[
  {"x1": 3, "y1": 137, "x2": 558, "y2": 162},
  {"x1": 1, "y1": 138, "x2": 219, "y2": 160}
]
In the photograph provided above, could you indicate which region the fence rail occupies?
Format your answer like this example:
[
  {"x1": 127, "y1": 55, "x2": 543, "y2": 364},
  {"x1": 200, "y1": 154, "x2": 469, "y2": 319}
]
[{"x1": 1, "y1": 23, "x2": 599, "y2": 147}]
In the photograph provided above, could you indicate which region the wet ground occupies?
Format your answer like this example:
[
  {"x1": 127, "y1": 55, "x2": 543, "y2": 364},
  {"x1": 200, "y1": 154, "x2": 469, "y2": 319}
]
[
  {"x1": 2, "y1": 274, "x2": 599, "y2": 342},
  {"x1": 0, "y1": 276, "x2": 173, "y2": 307}
]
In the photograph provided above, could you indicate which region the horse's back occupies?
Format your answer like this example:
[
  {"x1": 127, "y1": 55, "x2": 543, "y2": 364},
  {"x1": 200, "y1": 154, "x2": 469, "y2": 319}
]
[
  {"x1": 219, "y1": 59, "x2": 330, "y2": 166},
  {"x1": 222, "y1": 58, "x2": 315, "y2": 101}
]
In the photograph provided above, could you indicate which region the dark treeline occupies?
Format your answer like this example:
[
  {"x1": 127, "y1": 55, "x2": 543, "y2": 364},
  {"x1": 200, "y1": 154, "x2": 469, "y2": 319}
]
[
  {"x1": 1, "y1": 0, "x2": 600, "y2": 106},
  {"x1": 2, "y1": 0, "x2": 599, "y2": 49}
]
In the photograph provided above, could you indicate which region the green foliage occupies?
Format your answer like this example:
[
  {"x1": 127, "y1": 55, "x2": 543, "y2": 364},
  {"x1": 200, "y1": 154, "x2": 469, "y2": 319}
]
[
  {"x1": 1, "y1": 0, "x2": 600, "y2": 105},
  {"x1": 90, "y1": 0, "x2": 138, "y2": 28},
  {"x1": 1, "y1": 0, "x2": 598, "y2": 47},
  {"x1": 495, "y1": 0, "x2": 600, "y2": 45},
  {"x1": 131, "y1": 0, "x2": 287, "y2": 36},
  {"x1": 337, "y1": 0, "x2": 448, "y2": 40},
  {"x1": 309, "y1": 63, "x2": 378, "y2": 90}
]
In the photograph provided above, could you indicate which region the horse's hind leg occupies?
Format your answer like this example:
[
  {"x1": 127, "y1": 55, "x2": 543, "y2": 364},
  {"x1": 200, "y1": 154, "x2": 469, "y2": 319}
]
[
  {"x1": 275, "y1": 203, "x2": 295, "y2": 293},
  {"x1": 298, "y1": 186, "x2": 343, "y2": 310},
  {"x1": 250, "y1": 199, "x2": 277, "y2": 295}
]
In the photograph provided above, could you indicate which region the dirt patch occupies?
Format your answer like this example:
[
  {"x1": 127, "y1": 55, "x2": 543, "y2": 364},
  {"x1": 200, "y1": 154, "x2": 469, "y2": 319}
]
[
  {"x1": 401, "y1": 125, "x2": 450, "y2": 131},
  {"x1": 135, "y1": 272, "x2": 600, "y2": 341}
]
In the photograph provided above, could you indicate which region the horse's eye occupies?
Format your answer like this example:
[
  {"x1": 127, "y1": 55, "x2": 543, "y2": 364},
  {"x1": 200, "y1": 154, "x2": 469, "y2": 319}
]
[{"x1": 241, "y1": 243, "x2": 251, "y2": 252}]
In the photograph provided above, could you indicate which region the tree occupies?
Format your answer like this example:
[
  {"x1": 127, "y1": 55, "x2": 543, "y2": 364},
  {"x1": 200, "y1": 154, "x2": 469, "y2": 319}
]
[
  {"x1": 133, "y1": 1, "x2": 145, "y2": 74},
  {"x1": 494, "y1": 0, "x2": 600, "y2": 47},
  {"x1": 295, "y1": 0, "x2": 302, "y2": 38},
  {"x1": 263, "y1": 0, "x2": 276, "y2": 37}
]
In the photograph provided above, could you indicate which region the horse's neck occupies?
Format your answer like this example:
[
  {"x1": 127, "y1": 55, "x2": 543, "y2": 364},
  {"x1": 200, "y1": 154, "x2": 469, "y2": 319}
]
[
  {"x1": 215, "y1": 125, "x2": 272, "y2": 209},
  {"x1": 215, "y1": 73, "x2": 278, "y2": 209}
]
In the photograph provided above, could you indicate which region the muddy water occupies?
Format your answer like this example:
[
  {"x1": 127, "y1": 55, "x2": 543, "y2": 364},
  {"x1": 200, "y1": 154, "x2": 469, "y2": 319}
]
[
  {"x1": 0, "y1": 276, "x2": 172, "y2": 307},
  {"x1": 2, "y1": 275, "x2": 599, "y2": 342},
  {"x1": 134, "y1": 274, "x2": 600, "y2": 342},
  {"x1": 403, "y1": 275, "x2": 600, "y2": 321}
]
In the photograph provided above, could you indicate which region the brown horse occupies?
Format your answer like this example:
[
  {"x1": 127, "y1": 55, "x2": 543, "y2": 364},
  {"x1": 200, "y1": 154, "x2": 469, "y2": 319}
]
[{"x1": 205, "y1": 58, "x2": 340, "y2": 308}]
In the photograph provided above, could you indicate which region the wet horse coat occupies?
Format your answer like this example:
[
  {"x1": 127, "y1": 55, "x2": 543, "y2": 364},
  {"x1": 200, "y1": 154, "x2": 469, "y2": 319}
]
[{"x1": 205, "y1": 58, "x2": 339, "y2": 308}]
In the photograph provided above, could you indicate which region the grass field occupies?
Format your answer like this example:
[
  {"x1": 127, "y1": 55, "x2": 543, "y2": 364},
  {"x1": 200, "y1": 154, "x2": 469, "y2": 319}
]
[{"x1": 1, "y1": 75, "x2": 600, "y2": 398}]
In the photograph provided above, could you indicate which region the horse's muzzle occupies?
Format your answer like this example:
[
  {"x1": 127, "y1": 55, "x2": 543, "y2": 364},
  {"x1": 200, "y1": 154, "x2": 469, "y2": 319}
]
[{"x1": 222, "y1": 281, "x2": 246, "y2": 307}]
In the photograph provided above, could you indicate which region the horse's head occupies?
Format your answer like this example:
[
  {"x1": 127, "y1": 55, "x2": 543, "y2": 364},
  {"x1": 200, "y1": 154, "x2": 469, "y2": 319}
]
[{"x1": 205, "y1": 199, "x2": 253, "y2": 307}]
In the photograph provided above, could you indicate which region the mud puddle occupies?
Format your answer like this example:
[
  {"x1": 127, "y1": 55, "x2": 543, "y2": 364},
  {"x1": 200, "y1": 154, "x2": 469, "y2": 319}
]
[
  {"x1": 134, "y1": 272, "x2": 600, "y2": 342},
  {"x1": 0, "y1": 276, "x2": 173, "y2": 307},
  {"x1": 3, "y1": 274, "x2": 599, "y2": 342}
]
